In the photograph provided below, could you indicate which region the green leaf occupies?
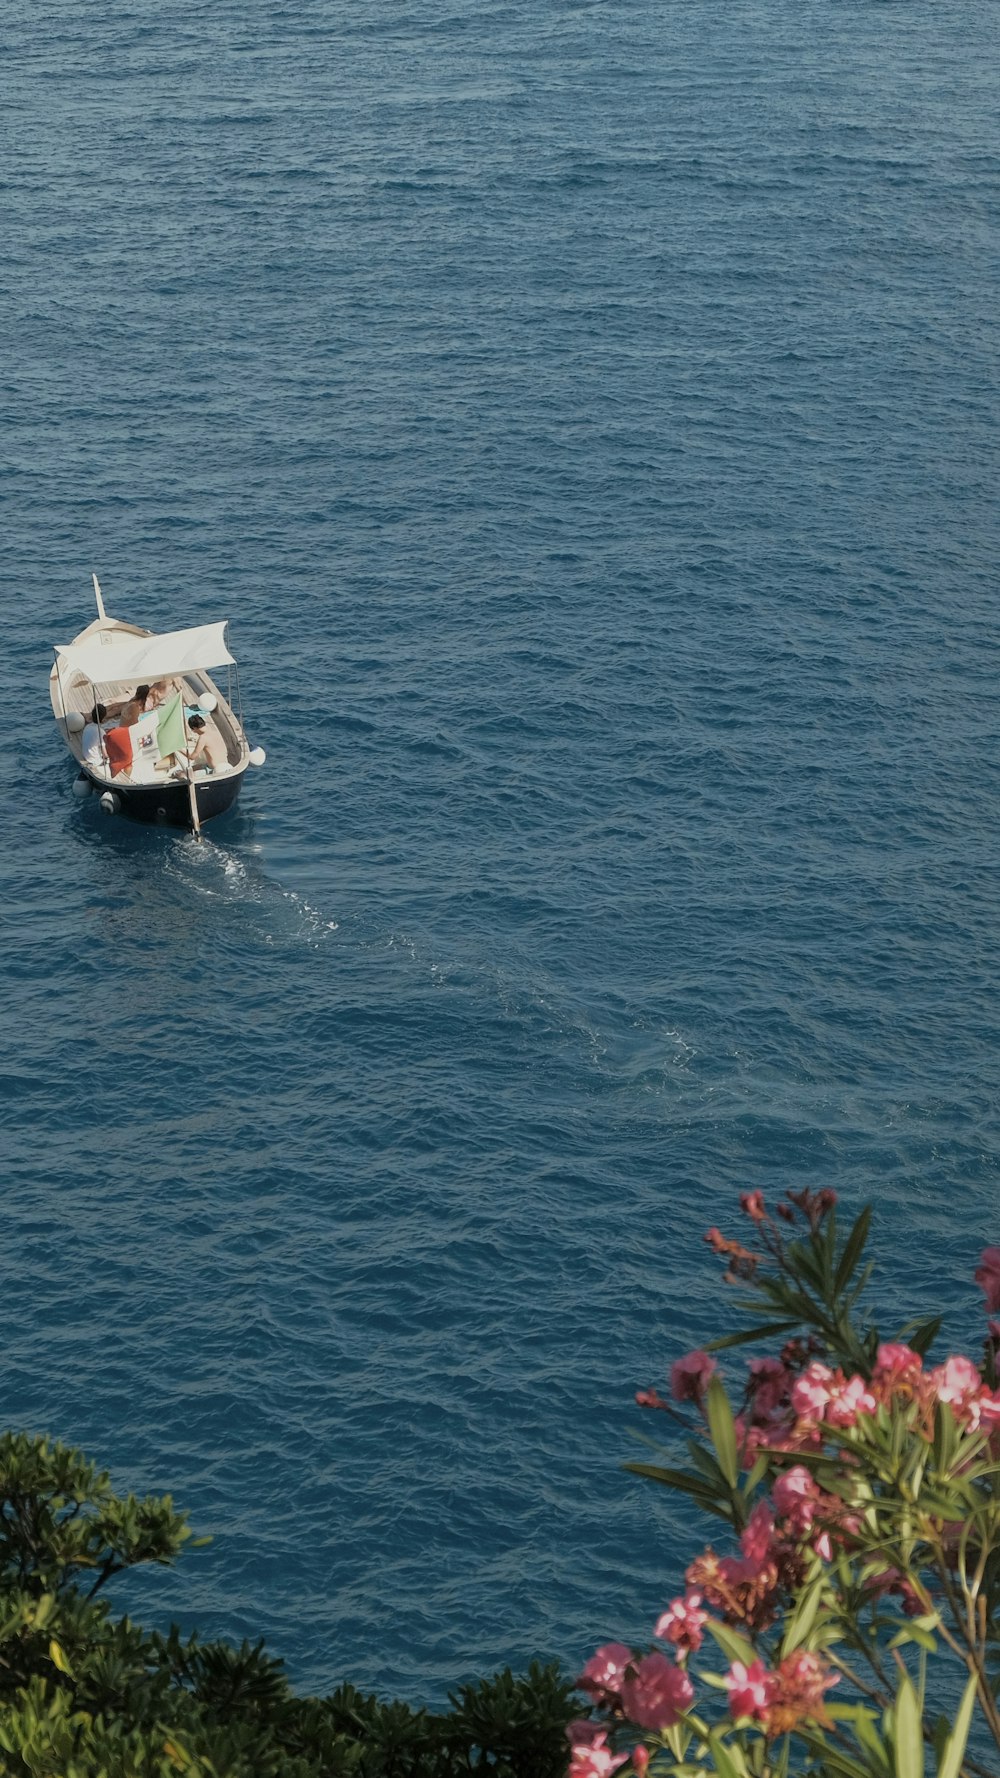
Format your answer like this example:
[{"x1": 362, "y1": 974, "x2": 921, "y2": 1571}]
[
  {"x1": 894, "y1": 1674, "x2": 923, "y2": 1778},
  {"x1": 834, "y1": 1206, "x2": 872, "y2": 1296},
  {"x1": 936, "y1": 1672, "x2": 978, "y2": 1778},
  {"x1": 704, "y1": 1321, "x2": 800, "y2": 1353},
  {"x1": 843, "y1": 1706, "x2": 891, "y2": 1769},
  {"x1": 687, "y1": 1439, "x2": 730, "y2": 1489},
  {"x1": 907, "y1": 1317, "x2": 943, "y2": 1359},
  {"x1": 889, "y1": 1625, "x2": 937, "y2": 1653},
  {"x1": 706, "y1": 1730, "x2": 747, "y2": 1778},
  {"x1": 932, "y1": 1401, "x2": 957, "y2": 1475},
  {"x1": 703, "y1": 1618, "x2": 756, "y2": 1667},
  {"x1": 780, "y1": 1568, "x2": 825, "y2": 1655},
  {"x1": 705, "y1": 1377, "x2": 739, "y2": 1489},
  {"x1": 623, "y1": 1463, "x2": 733, "y2": 1521},
  {"x1": 48, "y1": 1638, "x2": 72, "y2": 1676},
  {"x1": 742, "y1": 1454, "x2": 770, "y2": 1497}
]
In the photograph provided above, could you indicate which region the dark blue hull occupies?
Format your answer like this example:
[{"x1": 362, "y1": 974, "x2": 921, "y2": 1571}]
[{"x1": 83, "y1": 766, "x2": 246, "y2": 827}]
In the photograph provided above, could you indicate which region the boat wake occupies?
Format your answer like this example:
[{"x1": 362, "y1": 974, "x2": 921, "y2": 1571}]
[{"x1": 162, "y1": 834, "x2": 339, "y2": 949}]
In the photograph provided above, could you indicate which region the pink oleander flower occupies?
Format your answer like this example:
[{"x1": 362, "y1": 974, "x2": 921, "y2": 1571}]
[
  {"x1": 930, "y1": 1355, "x2": 983, "y2": 1414},
  {"x1": 620, "y1": 1652, "x2": 694, "y2": 1731},
  {"x1": 739, "y1": 1415, "x2": 823, "y2": 1467},
  {"x1": 768, "y1": 1650, "x2": 839, "y2": 1732},
  {"x1": 791, "y1": 1361, "x2": 835, "y2": 1419},
  {"x1": 874, "y1": 1341, "x2": 922, "y2": 1379},
  {"x1": 976, "y1": 1247, "x2": 1000, "y2": 1314},
  {"x1": 578, "y1": 1643, "x2": 635, "y2": 1701},
  {"x1": 740, "y1": 1190, "x2": 766, "y2": 1222},
  {"x1": 686, "y1": 1546, "x2": 781, "y2": 1633},
  {"x1": 772, "y1": 1465, "x2": 855, "y2": 1562},
  {"x1": 740, "y1": 1501, "x2": 777, "y2": 1566},
  {"x1": 670, "y1": 1349, "x2": 717, "y2": 1405},
  {"x1": 654, "y1": 1591, "x2": 708, "y2": 1656},
  {"x1": 747, "y1": 1357, "x2": 792, "y2": 1421},
  {"x1": 725, "y1": 1659, "x2": 776, "y2": 1722},
  {"x1": 634, "y1": 1388, "x2": 668, "y2": 1410},
  {"x1": 568, "y1": 1737, "x2": 628, "y2": 1778},
  {"x1": 567, "y1": 1721, "x2": 613, "y2": 1750},
  {"x1": 772, "y1": 1464, "x2": 820, "y2": 1527},
  {"x1": 825, "y1": 1372, "x2": 877, "y2": 1427},
  {"x1": 631, "y1": 1748, "x2": 650, "y2": 1777},
  {"x1": 967, "y1": 1388, "x2": 1000, "y2": 1431},
  {"x1": 864, "y1": 1565, "x2": 922, "y2": 1616}
]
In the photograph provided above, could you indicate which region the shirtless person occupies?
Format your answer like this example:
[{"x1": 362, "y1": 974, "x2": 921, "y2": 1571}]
[{"x1": 172, "y1": 714, "x2": 219, "y2": 776}]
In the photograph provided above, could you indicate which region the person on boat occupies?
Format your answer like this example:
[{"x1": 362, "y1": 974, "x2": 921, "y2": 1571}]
[
  {"x1": 186, "y1": 714, "x2": 219, "y2": 771},
  {"x1": 81, "y1": 703, "x2": 110, "y2": 771},
  {"x1": 142, "y1": 681, "x2": 171, "y2": 712},
  {"x1": 171, "y1": 713, "x2": 219, "y2": 777}
]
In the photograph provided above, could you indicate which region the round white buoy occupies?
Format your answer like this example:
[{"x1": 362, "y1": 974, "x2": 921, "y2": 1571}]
[
  {"x1": 248, "y1": 746, "x2": 266, "y2": 767},
  {"x1": 72, "y1": 775, "x2": 92, "y2": 799},
  {"x1": 99, "y1": 791, "x2": 120, "y2": 815},
  {"x1": 65, "y1": 711, "x2": 86, "y2": 733},
  {"x1": 198, "y1": 693, "x2": 218, "y2": 713}
]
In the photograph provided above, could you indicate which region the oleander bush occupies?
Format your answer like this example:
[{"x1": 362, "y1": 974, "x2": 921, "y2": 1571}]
[
  {"x1": 0, "y1": 1431, "x2": 575, "y2": 1776},
  {"x1": 570, "y1": 1192, "x2": 1000, "y2": 1778},
  {"x1": 8, "y1": 1191, "x2": 999, "y2": 1778}
]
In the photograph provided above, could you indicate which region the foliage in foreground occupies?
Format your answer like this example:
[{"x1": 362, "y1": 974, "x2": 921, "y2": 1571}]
[
  {"x1": 0, "y1": 1431, "x2": 575, "y2": 1776},
  {"x1": 570, "y1": 1193, "x2": 1000, "y2": 1778}
]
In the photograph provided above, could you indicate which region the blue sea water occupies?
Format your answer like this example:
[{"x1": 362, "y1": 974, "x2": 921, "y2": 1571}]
[{"x1": 3, "y1": 0, "x2": 1000, "y2": 1704}]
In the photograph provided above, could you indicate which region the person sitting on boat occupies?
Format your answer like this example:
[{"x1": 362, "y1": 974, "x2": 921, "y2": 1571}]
[
  {"x1": 81, "y1": 703, "x2": 111, "y2": 771},
  {"x1": 187, "y1": 714, "x2": 219, "y2": 771},
  {"x1": 172, "y1": 713, "x2": 218, "y2": 777},
  {"x1": 117, "y1": 695, "x2": 144, "y2": 728},
  {"x1": 142, "y1": 680, "x2": 171, "y2": 712}
]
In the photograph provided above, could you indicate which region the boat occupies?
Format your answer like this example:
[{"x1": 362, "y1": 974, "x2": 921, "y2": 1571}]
[{"x1": 49, "y1": 574, "x2": 265, "y2": 833}]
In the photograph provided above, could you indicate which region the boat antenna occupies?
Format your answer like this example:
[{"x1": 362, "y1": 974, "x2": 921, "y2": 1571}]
[{"x1": 92, "y1": 572, "x2": 108, "y2": 624}]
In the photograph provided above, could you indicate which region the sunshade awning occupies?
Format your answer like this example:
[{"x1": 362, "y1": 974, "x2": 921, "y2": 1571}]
[{"x1": 55, "y1": 622, "x2": 235, "y2": 687}]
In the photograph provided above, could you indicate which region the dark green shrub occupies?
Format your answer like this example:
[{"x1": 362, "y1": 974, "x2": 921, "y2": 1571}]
[{"x1": 0, "y1": 1432, "x2": 576, "y2": 1776}]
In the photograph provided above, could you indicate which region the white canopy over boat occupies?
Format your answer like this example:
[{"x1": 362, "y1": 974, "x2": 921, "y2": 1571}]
[{"x1": 54, "y1": 621, "x2": 235, "y2": 689}]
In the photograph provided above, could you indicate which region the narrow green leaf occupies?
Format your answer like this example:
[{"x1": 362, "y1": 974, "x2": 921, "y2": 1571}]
[
  {"x1": 844, "y1": 1259, "x2": 875, "y2": 1311},
  {"x1": 687, "y1": 1439, "x2": 729, "y2": 1488},
  {"x1": 703, "y1": 1618, "x2": 756, "y2": 1667},
  {"x1": 705, "y1": 1376, "x2": 739, "y2": 1488},
  {"x1": 834, "y1": 1205, "x2": 872, "y2": 1296},
  {"x1": 623, "y1": 1463, "x2": 733, "y2": 1521},
  {"x1": 704, "y1": 1320, "x2": 799, "y2": 1353},
  {"x1": 623, "y1": 1461, "x2": 718, "y2": 1498},
  {"x1": 742, "y1": 1453, "x2": 770, "y2": 1497},
  {"x1": 780, "y1": 1568, "x2": 825, "y2": 1655},
  {"x1": 932, "y1": 1401, "x2": 957, "y2": 1475},
  {"x1": 894, "y1": 1674, "x2": 923, "y2": 1778},
  {"x1": 889, "y1": 1625, "x2": 937, "y2": 1653},
  {"x1": 907, "y1": 1317, "x2": 943, "y2": 1359},
  {"x1": 846, "y1": 1707, "x2": 891, "y2": 1769},
  {"x1": 706, "y1": 1731, "x2": 746, "y2": 1778},
  {"x1": 936, "y1": 1672, "x2": 978, "y2": 1778},
  {"x1": 48, "y1": 1638, "x2": 72, "y2": 1676}
]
